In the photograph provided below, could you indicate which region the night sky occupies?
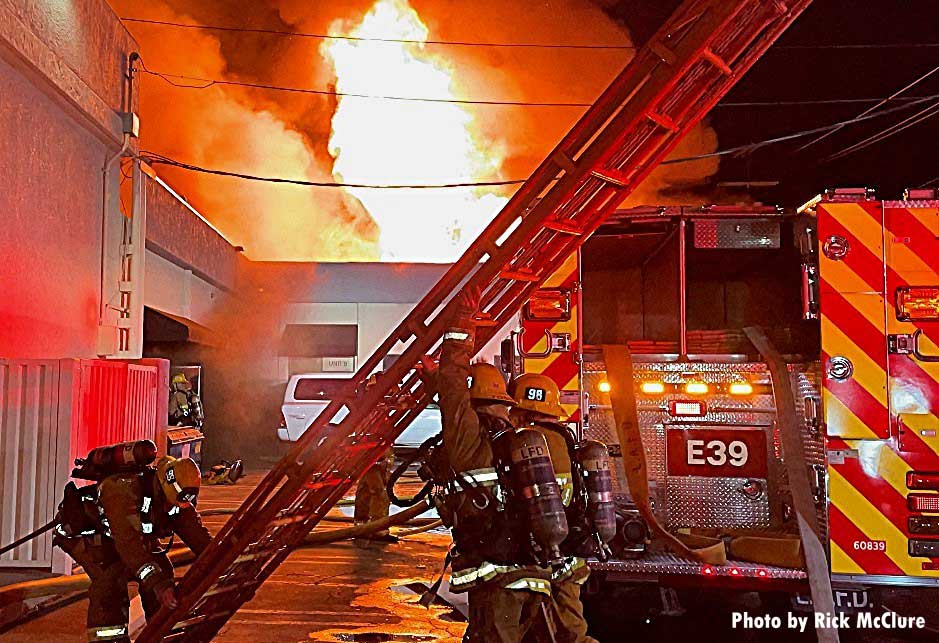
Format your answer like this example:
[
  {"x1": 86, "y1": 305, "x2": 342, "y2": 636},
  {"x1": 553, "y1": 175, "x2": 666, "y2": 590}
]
[{"x1": 604, "y1": 0, "x2": 939, "y2": 206}]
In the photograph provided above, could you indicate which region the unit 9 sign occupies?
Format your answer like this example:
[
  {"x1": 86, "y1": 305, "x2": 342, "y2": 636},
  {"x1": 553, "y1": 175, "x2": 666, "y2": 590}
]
[{"x1": 666, "y1": 428, "x2": 767, "y2": 478}]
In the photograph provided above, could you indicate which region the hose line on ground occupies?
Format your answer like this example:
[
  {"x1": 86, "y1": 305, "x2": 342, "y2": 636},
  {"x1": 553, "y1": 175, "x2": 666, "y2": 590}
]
[
  {"x1": 0, "y1": 498, "x2": 435, "y2": 612},
  {"x1": 0, "y1": 521, "x2": 56, "y2": 557}
]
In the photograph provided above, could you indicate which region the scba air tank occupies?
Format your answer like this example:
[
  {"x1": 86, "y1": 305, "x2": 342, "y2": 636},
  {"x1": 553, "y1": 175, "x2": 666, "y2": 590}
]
[
  {"x1": 575, "y1": 440, "x2": 616, "y2": 545},
  {"x1": 505, "y1": 428, "x2": 569, "y2": 563},
  {"x1": 72, "y1": 440, "x2": 159, "y2": 481}
]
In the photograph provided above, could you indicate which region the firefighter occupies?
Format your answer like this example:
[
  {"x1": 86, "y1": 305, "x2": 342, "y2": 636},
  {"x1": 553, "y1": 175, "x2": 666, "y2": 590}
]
[
  {"x1": 168, "y1": 373, "x2": 204, "y2": 430},
  {"x1": 510, "y1": 373, "x2": 595, "y2": 643},
  {"x1": 433, "y1": 286, "x2": 554, "y2": 642},
  {"x1": 353, "y1": 449, "x2": 396, "y2": 545},
  {"x1": 54, "y1": 455, "x2": 212, "y2": 642},
  {"x1": 353, "y1": 374, "x2": 397, "y2": 545}
]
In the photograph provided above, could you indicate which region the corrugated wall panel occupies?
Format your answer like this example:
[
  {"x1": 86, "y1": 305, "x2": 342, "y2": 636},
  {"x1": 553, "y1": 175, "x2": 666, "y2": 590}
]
[
  {"x1": 0, "y1": 359, "x2": 69, "y2": 567},
  {"x1": 1, "y1": 358, "x2": 164, "y2": 570}
]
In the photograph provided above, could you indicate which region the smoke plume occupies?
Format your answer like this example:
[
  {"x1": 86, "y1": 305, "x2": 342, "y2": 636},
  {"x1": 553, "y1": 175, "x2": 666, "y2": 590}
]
[{"x1": 111, "y1": 0, "x2": 718, "y2": 261}]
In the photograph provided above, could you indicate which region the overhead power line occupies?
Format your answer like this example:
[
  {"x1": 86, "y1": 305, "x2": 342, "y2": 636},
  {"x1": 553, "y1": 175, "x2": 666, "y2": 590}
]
[
  {"x1": 121, "y1": 17, "x2": 939, "y2": 52},
  {"x1": 140, "y1": 67, "x2": 938, "y2": 110},
  {"x1": 139, "y1": 151, "x2": 525, "y2": 189},
  {"x1": 139, "y1": 68, "x2": 593, "y2": 107},
  {"x1": 716, "y1": 96, "x2": 931, "y2": 107},
  {"x1": 822, "y1": 98, "x2": 939, "y2": 163},
  {"x1": 138, "y1": 96, "x2": 938, "y2": 191},
  {"x1": 776, "y1": 43, "x2": 939, "y2": 50},
  {"x1": 122, "y1": 17, "x2": 634, "y2": 50},
  {"x1": 795, "y1": 64, "x2": 939, "y2": 152},
  {"x1": 663, "y1": 94, "x2": 939, "y2": 165}
]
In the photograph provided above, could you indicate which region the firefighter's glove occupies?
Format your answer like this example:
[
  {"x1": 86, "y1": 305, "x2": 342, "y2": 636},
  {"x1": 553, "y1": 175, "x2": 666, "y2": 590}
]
[
  {"x1": 154, "y1": 580, "x2": 179, "y2": 611},
  {"x1": 417, "y1": 356, "x2": 439, "y2": 394},
  {"x1": 455, "y1": 285, "x2": 482, "y2": 322}
]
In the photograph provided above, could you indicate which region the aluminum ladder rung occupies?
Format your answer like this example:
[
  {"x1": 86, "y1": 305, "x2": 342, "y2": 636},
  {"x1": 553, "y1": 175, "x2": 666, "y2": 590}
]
[
  {"x1": 590, "y1": 168, "x2": 631, "y2": 187},
  {"x1": 499, "y1": 269, "x2": 540, "y2": 282},
  {"x1": 544, "y1": 220, "x2": 584, "y2": 235}
]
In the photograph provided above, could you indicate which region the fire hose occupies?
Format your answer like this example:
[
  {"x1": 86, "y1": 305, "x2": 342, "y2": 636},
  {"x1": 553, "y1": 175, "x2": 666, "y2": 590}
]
[
  {"x1": 0, "y1": 499, "x2": 438, "y2": 621},
  {"x1": 0, "y1": 520, "x2": 56, "y2": 557},
  {"x1": 387, "y1": 432, "x2": 442, "y2": 508}
]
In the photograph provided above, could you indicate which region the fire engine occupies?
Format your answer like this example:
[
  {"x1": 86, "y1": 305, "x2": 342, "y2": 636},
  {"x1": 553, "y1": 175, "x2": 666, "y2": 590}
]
[{"x1": 508, "y1": 187, "x2": 939, "y2": 611}]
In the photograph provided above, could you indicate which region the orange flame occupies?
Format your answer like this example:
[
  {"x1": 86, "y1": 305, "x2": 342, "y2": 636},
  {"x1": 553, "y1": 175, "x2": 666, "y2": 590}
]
[{"x1": 323, "y1": 0, "x2": 508, "y2": 261}]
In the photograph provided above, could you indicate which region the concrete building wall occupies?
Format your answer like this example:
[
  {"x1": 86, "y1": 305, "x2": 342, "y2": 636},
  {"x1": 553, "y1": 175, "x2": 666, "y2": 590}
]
[{"x1": 0, "y1": 0, "x2": 136, "y2": 359}]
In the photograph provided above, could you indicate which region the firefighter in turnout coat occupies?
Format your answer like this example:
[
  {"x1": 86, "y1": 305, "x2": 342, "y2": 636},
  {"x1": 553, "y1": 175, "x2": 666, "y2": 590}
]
[
  {"x1": 511, "y1": 373, "x2": 596, "y2": 643},
  {"x1": 54, "y1": 456, "x2": 212, "y2": 642},
  {"x1": 435, "y1": 286, "x2": 554, "y2": 642}
]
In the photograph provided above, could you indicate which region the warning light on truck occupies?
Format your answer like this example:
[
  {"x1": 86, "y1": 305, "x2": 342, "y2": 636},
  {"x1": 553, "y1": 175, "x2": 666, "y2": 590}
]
[
  {"x1": 598, "y1": 380, "x2": 612, "y2": 393},
  {"x1": 896, "y1": 286, "x2": 939, "y2": 322},
  {"x1": 907, "y1": 471, "x2": 939, "y2": 491},
  {"x1": 684, "y1": 382, "x2": 709, "y2": 395},
  {"x1": 523, "y1": 289, "x2": 572, "y2": 322},
  {"x1": 639, "y1": 381, "x2": 663, "y2": 394},
  {"x1": 728, "y1": 382, "x2": 754, "y2": 396},
  {"x1": 908, "y1": 494, "x2": 939, "y2": 513}
]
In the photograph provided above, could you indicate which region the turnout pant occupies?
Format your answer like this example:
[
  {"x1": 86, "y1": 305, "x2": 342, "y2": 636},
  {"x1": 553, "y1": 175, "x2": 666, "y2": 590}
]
[
  {"x1": 464, "y1": 585, "x2": 549, "y2": 643},
  {"x1": 62, "y1": 538, "x2": 174, "y2": 642},
  {"x1": 546, "y1": 578, "x2": 596, "y2": 643},
  {"x1": 354, "y1": 450, "x2": 393, "y2": 525}
]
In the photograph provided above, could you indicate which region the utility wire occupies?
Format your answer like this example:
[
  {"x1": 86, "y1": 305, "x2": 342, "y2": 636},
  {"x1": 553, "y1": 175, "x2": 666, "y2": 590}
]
[
  {"x1": 138, "y1": 96, "x2": 938, "y2": 190},
  {"x1": 139, "y1": 151, "x2": 525, "y2": 189},
  {"x1": 776, "y1": 43, "x2": 939, "y2": 50},
  {"x1": 663, "y1": 94, "x2": 939, "y2": 165},
  {"x1": 822, "y1": 98, "x2": 939, "y2": 163},
  {"x1": 919, "y1": 176, "x2": 939, "y2": 188},
  {"x1": 717, "y1": 96, "x2": 931, "y2": 107},
  {"x1": 141, "y1": 67, "x2": 939, "y2": 110},
  {"x1": 121, "y1": 17, "x2": 635, "y2": 50},
  {"x1": 139, "y1": 68, "x2": 593, "y2": 107},
  {"x1": 795, "y1": 64, "x2": 939, "y2": 152},
  {"x1": 121, "y1": 17, "x2": 939, "y2": 51}
]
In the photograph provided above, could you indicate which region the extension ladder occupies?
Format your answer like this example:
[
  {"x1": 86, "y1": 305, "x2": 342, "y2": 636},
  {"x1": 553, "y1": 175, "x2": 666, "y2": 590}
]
[{"x1": 138, "y1": 1, "x2": 813, "y2": 639}]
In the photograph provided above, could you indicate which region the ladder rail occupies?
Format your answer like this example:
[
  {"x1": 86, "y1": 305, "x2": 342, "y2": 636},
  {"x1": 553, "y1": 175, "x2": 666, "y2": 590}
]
[{"x1": 137, "y1": 2, "x2": 814, "y2": 639}]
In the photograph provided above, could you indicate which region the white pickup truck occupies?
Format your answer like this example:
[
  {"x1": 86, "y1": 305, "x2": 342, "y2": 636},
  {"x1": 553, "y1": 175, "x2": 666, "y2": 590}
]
[{"x1": 277, "y1": 373, "x2": 440, "y2": 452}]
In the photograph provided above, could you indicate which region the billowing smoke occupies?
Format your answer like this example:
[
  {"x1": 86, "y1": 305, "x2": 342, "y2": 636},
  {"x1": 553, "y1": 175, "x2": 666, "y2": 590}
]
[{"x1": 112, "y1": 0, "x2": 718, "y2": 261}]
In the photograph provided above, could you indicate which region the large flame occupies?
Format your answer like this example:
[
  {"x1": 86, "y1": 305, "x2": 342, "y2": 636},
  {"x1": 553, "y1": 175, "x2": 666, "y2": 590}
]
[{"x1": 323, "y1": 0, "x2": 508, "y2": 262}]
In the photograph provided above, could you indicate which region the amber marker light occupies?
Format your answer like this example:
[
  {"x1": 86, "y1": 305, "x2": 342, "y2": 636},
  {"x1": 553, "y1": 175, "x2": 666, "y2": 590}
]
[
  {"x1": 639, "y1": 381, "x2": 664, "y2": 395},
  {"x1": 729, "y1": 382, "x2": 754, "y2": 396},
  {"x1": 598, "y1": 380, "x2": 612, "y2": 393},
  {"x1": 685, "y1": 382, "x2": 709, "y2": 395}
]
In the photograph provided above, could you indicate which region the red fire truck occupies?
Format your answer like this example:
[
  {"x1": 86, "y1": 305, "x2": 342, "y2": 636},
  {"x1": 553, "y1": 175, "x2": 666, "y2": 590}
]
[{"x1": 506, "y1": 187, "x2": 939, "y2": 613}]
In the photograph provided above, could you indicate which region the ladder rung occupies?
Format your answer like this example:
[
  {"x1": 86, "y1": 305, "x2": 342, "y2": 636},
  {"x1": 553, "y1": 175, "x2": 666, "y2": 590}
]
[
  {"x1": 407, "y1": 319, "x2": 428, "y2": 337},
  {"x1": 500, "y1": 269, "x2": 540, "y2": 282},
  {"x1": 269, "y1": 513, "x2": 311, "y2": 528},
  {"x1": 203, "y1": 579, "x2": 261, "y2": 599},
  {"x1": 648, "y1": 38, "x2": 676, "y2": 64},
  {"x1": 471, "y1": 312, "x2": 499, "y2": 328},
  {"x1": 701, "y1": 47, "x2": 733, "y2": 75},
  {"x1": 303, "y1": 476, "x2": 345, "y2": 490},
  {"x1": 590, "y1": 168, "x2": 631, "y2": 187},
  {"x1": 172, "y1": 609, "x2": 232, "y2": 631},
  {"x1": 544, "y1": 220, "x2": 584, "y2": 235},
  {"x1": 644, "y1": 110, "x2": 678, "y2": 131},
  {"x1": 552, "y1": 151, "x2": 578, "y2": 174}
]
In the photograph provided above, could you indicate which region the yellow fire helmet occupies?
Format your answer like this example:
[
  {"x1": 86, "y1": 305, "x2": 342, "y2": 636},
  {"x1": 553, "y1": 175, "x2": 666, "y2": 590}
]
[
  {"x1": 510, "y1": 372, "x2": 566, "y2": 418},
  {"x1": 156, "y1": 456, "x2": 202, "y2": 507},
  {"x1": 171, "y1": 373, "x2": 191, "y2": 390},
  {"x1": 469, "y1": 362, "x2": 515, "y2": 406}
]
